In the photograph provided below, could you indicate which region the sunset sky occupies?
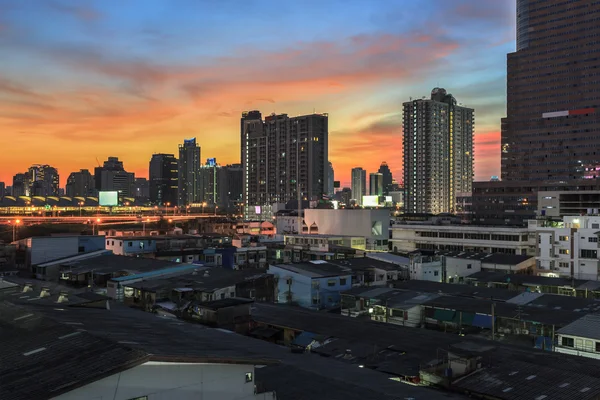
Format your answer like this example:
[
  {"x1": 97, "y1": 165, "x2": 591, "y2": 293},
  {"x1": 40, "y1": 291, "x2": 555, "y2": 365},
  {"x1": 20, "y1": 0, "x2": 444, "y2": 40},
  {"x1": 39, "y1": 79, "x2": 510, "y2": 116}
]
[{"x1": 0, "y1": 0, "x2": 515, "y2": 187}]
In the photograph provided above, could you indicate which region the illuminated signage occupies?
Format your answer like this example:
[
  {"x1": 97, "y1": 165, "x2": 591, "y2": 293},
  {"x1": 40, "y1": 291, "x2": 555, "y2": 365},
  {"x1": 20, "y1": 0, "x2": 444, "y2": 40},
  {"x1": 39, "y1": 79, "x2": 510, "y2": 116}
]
[{"x1": 98, "y1": 191, "x2": 119, "y2": 207}]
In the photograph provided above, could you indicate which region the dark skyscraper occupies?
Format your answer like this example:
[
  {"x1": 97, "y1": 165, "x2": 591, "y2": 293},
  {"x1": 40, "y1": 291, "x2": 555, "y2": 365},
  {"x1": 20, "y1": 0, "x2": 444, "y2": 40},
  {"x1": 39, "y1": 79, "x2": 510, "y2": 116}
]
[
  {"x1": 94, "y1": 157, "x2": 135, "y2": 196},
  {"x1": 12, "y1": 173, "x2": 30, "y2": 197},
  {"x1": 28, "y1": 164, "x2": 59, "y2": 197},
  {"x1": 369, "y1": 172, "x2": 383, "y2": 197},
  {"x1": 502, "y1": 1, "x2": 600, "y2": 181},
  {"x1": 378, "y1": 161, "x2": 393, "y2": 195},
  {"x1": 241, "y1": 111, "x2": 328, "y2": 219},
  {"x1": 149, "y1": 153, "x2": 178, "y2": 206},
  {"x1": 178, "y1": 138, "x2": 201, "y2": 206},
  {"x1": 199, "y1": 158, "x2": 220, "y2": 206},
  {"x1": 66, "y1": 169, "x2": 95, "y2": 197},
  {"x1": 403, "y1": 88, "x2": 474, "y2": 214},
  {"x1": 218, "y1": 163, "x2": 243, "y2": 209},
  {"x1": 351, "y1": 167, "x2": 367, "y2": 205},
  {"x1": 472, "y1": 1, "x2": 600, "y2": 225}
]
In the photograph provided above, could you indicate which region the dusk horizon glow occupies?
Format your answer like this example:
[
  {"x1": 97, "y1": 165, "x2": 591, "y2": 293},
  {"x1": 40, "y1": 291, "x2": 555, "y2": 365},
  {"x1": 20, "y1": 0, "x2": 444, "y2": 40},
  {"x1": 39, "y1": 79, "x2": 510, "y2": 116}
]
[{"x1": 0, "y1": 0, "x2": 515, "y2": 187}]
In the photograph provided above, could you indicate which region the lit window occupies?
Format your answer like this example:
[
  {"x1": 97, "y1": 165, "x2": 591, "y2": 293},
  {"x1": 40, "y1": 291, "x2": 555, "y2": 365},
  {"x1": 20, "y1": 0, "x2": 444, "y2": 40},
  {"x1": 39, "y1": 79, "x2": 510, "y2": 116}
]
[{"x1": 245, "y1": 372, "x2": 253, "y2": 383}]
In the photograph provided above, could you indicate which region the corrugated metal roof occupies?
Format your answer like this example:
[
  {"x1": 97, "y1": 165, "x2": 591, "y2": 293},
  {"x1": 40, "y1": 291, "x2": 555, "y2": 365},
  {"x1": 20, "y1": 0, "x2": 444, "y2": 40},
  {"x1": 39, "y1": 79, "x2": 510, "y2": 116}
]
[{"x1": 557, "y1": 314, "x2": 600, "y2": 340}]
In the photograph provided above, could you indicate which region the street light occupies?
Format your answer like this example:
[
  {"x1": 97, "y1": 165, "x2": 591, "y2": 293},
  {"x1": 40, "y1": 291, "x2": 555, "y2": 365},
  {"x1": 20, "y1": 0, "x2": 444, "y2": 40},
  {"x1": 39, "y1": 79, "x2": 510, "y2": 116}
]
[
  {"x1": 93, "y1": 218, "x2": 101, "y2": 235},
  {"x1": 142, "y1": 218, "x2": 150, "y2": 236},
  {"x1": 12, "y1": 219, "x2": 21, "y2": 242}
]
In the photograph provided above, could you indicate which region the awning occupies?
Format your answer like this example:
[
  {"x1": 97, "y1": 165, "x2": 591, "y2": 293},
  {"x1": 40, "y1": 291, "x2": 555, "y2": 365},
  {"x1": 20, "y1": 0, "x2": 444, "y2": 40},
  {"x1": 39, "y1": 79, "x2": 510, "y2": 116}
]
[
  {"x1": 433, "y1": 309, "x2": 456, "y2": 322},
  {"x1": 453, "y1": 312, "x2": 475, "y2": 326},
  {"x1": 472, "y1": 313, "x2": 494, "y2": 329}
]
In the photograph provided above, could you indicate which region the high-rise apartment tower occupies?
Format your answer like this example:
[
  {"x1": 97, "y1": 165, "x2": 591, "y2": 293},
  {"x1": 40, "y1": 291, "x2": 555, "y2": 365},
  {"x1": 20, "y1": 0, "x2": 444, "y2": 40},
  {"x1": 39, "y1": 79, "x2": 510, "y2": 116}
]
[
  {"x1": 403, "y1": 88, "x2": 474, "y2": 214},
  {"x1": 241, "y1": 111, "x2": 328, "y2": 219},
  {"x1": 351, "y1": 167, "x2": 367, "y2": 205},
  {"x1": 178, "y1": 138, "x2": 201, "y2": 206},
  {"x1": 149, "y1": 153, "x2": 178, "y2": 206}
]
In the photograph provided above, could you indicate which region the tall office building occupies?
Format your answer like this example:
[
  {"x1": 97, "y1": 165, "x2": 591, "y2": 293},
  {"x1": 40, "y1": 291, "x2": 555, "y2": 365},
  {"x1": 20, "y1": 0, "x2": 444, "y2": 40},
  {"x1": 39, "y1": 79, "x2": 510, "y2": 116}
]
[
  {"x1": 403, "y1": 88, "x2": 474, "y2": 214},
  {"x1": 369, "y1": 172, "x2": 383, "y2": 197},
  {"x1": 0, "y1": 182, "x2": 4, "y2": 199},
  {"x1": 241, "y1": 111, "x2": 328, "y2": 219},
  {"x1": 28, "y1": 164, "x2": 59, "y2": 197},
  {"x1": 502, "y1": 0, "x2": 600, "y2": 182},
  {"x1": 351, "y1": 167, "x2": 367, "y2": 205},
  {"x1": 327, "y1": 162, "x2": 335, "y2": 197},
  {"x1": 218, "y1": 163, "x2": 243, "y2": 209},
  {"x1": 178, "y1": 138, "x2": 201, "y2": 206},
  {"x1": 66, "y1": 169, "x2": 95, "y2": 197},
  {"x1": 134, "y1": 178, "x2": 150, "y2": 200},
  {"x1": 472, "y1": 1, "x2": 600, "y2": 225},
  {"x1": 94, "y1": 157, "x2": 135, "y2": 197},
  {"x1": 149, "y1": 153, "x2": 178, "y2": 206},
  {"x1": 199, "y1": 158, "x2": 220, "y2": 206},
  {"x1": 12, "y1": 173, "x2": 30, "y2": 197},
  {"x1": 378, "y1": 162, "x2": 393, "y2": 195}
]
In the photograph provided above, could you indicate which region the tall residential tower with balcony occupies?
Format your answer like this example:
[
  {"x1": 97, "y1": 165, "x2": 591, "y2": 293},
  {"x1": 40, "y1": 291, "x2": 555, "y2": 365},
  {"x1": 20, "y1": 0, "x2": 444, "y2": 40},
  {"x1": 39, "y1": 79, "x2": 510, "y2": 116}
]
[{"x1": 403, "y1": 88, "x2": 474, "y2": 214}]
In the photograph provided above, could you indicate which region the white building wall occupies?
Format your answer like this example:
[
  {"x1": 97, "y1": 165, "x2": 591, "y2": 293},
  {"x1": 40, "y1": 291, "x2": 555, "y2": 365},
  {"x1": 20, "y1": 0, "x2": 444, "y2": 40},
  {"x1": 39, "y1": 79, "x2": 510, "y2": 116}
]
[
  {"x1": 29, "y1": 237, "x2": 79, "y2": 265},
  {"x1": 303, "y1": 209, "x2": 390, "y2": 250},
  {"x1": 410, "y1": 262, "x2": 443, "y2": 282},
  {"x1": 53, "y1": 362, "x2": 269, "y2": 400},
  {"x1": 391, "y1": 225, "x2": 534, "y2": 255},
  {"x1": 445, "y1": 257, "x2": 481, "y2": 281},
  {"x1": 275, "y1": 215, "x2": 301, "y2": 234},
  {"x1": 555, "y1": 334, "x2": 600, "y2": 360}
]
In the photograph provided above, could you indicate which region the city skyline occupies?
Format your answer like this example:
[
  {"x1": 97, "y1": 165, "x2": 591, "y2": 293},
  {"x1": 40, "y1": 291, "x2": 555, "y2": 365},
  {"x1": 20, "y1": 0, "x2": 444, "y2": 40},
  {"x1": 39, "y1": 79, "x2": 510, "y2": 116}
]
[{"x1": 0, "y1": 0, "x2": 515, "y2": 186}]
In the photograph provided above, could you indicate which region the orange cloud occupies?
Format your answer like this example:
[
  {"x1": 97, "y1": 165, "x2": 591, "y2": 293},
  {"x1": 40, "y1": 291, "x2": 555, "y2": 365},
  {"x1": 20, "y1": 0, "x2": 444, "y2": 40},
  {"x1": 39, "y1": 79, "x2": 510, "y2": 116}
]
[{"x1": 0, "y1": 32, "x2": 466, "y2": 186}]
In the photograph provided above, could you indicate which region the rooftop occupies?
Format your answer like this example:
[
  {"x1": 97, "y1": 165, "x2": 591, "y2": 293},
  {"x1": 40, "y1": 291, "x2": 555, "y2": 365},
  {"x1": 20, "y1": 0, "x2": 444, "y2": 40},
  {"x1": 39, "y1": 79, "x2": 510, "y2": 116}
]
[
  {"x1": 464, "y1": 272, "x2": 593, "y2": 288},
  {"x1": 59, "y1": 254, "x2": 179, "y2": 276},
  {"x1": 252, "y1": 302, "x2": 600, "y2": 400},
  {"x1": 271, "y1": 261, "x2": 351, "y2": 278},
  {"x1": 1, "y1": 299, "x2": 458, "y2": 400},
  {"x1": 557, "y1": 314, "x2": 600, "y2": 340},
  {"x1": 392, "y1": 280, "x2": 521, "y2": 301},
  {"x1": 193, "y1": 297, "x2": 254, "y2": 310},
  {"x1": 366, "y1": 252, "x2": 410, "y2": 266},
  {"x1": 123, "y1": 267, "x2": 271, "y2": 293},
  {"x1": 437, "y1": 250, "x2": 534, "y2": 265},
  {"x1": 110, "y1": 263, "x2": 202, "y2": 282},
  {"x1": 328, "y1": 257, "x2": 404, "y2": 271}
]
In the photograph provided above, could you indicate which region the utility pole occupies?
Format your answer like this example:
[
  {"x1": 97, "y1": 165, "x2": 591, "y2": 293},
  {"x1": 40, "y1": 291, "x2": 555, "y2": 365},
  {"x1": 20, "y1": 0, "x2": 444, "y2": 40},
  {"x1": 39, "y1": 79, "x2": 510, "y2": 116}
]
[{"x1": 491, "y1": 303, "x2": 496, "y2": 341}]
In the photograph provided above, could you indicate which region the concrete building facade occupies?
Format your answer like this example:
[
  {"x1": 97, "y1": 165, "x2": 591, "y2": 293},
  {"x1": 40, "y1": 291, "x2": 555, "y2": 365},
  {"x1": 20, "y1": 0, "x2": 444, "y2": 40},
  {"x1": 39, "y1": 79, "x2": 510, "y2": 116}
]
[
  {"x1": 533, "y1": 216, "x2": 600, "y2": 280},
  {"x1": 391, "y1": 223, "x2": 534, "y2": 255},
  {"x1": 66, "y1": 169, "x2": 95, "y2": 198},
  {"x1": 303, "y1": 208, "x2": 390, "y2": 251},
  {"x1": 149, "y1": 153, "x2": 178, "y2": 206},
  {"x1": 241, "y1": 111, "x2": 328, "y2": 220},
  {"x1": 178, "y1": 138, "x2": 201, "y2": 206},
  {"x1": 403, "y1": 88, "x2": 474, "y2": 214},
  {"x1": 351, "y1": 167, "x2": 366, "y2": 205}
]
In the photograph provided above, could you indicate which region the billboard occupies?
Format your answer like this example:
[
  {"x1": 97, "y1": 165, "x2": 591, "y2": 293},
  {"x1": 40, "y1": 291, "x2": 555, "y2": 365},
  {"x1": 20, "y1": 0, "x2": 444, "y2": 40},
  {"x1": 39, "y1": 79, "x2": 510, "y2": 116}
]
[
  {"x1": 362, "y1": 195, "x2": 379, "y2": 207},
  {"x1": 334, "y1": 181, "x2": 341, "y2": 188},
  {"x1": 99, "y1": 191, "x2": 119, "y2": 206}
]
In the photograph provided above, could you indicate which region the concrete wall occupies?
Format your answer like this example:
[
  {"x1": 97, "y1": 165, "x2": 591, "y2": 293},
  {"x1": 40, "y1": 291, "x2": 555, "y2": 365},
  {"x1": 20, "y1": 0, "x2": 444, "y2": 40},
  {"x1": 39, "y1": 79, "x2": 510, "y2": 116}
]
[
  {"x1": 29, "y1": 236, "x2": 105, "y2": 267},
  {"x1": 391, "y1": 225, "x2": 534, "y2": 255},
  {"x1": 106, "y1": 238, "x2": 157, "y2": 256},
  {"x1": 268, "y1": 265, "x2": 351, "y2": 309},
  {"x1": 555, "y1": 334, "x2": 600, "y2": 360},
  {"x1": 53, "y1": 361, "x2": 269, "y2": 400},
  {"x1": 303, "y1": 209, "x2": 390, "y2": 250},
  {"x1": 445, "y1": 257, "x2": 481, "y2": 282},
  {"x1": 536, "y1": 225, "x2": 600, "y2": 279}
]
